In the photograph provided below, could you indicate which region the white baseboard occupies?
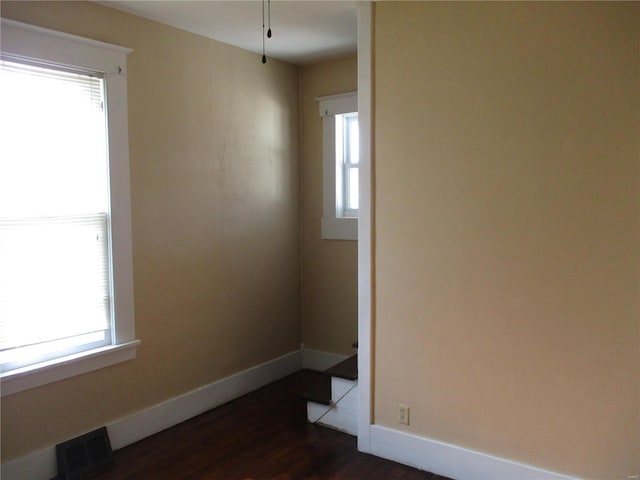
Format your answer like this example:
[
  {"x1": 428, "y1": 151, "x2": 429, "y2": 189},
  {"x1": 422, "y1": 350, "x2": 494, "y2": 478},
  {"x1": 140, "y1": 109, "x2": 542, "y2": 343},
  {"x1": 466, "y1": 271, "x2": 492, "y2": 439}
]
[
  {"x1": 301, "y1": 348, "x2": 349, "y2": 371},
  {"x1": 1, "y1": 349, "x2": 302, "y2": 480},
  {"x1": 369, "y1": 425, "x2": 582, "y2": 480},
  {"x1": 109, "y1": 349, "x2": 301, "y2": 449},
  {"x1": 0, "y1": 448, "x2": 55, "y2": 480}
]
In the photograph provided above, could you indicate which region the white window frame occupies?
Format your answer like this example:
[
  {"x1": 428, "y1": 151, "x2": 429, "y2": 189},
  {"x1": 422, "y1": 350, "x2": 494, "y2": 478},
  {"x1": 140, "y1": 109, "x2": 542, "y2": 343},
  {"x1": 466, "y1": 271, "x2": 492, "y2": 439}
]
[
  {"x1": 337, "y1": 112, "x2": 359, "y2": 218},
  {"x1": 317, "y1": 92, "x2": 358, "y2": 241},
  {"x1": 0, "y1": 19, "x2": 139, "y2": 397}
]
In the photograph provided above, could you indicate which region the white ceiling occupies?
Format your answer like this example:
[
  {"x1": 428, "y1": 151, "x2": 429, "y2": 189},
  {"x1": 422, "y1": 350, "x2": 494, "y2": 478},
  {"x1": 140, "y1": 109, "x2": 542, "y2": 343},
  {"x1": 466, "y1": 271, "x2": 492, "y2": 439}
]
[{"x1": 98, "y1": 0, "x2": 358, "y2": 65}]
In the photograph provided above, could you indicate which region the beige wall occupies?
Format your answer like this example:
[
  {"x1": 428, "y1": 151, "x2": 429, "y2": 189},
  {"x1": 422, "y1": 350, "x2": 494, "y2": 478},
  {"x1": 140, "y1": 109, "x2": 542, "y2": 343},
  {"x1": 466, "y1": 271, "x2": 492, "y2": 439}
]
[
  {"x1": 300, "y1": 57, "x2": 358, "y2": 355},
  {"x1": 1, "y1": 1, "x2": 301, "y2": 461},
  {"x1": 373, "y1": 2, "x2": 639, "y2": 479}
]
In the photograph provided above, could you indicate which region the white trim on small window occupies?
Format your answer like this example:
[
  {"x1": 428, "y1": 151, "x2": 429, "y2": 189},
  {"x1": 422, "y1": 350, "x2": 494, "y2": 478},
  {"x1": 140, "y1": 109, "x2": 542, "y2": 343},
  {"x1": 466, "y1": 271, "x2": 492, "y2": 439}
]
[
  {"x1": 0, "y1": 19, "x2": 139, "y2": 396},
  {"x1": 317, "y1": 91, "x2": 358, "y2": 241}
]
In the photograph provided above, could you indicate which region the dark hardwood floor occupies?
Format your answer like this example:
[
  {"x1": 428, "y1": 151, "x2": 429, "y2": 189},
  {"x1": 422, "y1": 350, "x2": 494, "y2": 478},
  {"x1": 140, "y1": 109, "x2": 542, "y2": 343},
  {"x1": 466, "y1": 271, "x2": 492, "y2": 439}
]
[{"x1": 85, "y1": 370, "x2": 452, "y2": 480}]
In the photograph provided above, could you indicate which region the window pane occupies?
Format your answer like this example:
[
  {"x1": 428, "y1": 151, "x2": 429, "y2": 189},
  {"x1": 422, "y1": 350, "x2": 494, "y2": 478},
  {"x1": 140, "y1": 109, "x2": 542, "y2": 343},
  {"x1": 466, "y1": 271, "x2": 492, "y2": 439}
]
[
  {"x1": 0, "y1": 214, "x2": 111, "y2": 347},
  {"x1": 0, "y1": 60, "x2": 108, "y2": 217},
  {"x1": 348, "y1": 167, "x2": 359, "y2": 210},
  {"x1": 0, "y1": 60, "x2": 111, "y2": 371},
  {"x1": 348, "y1": 116, "x2": 359, "y2": 165}
]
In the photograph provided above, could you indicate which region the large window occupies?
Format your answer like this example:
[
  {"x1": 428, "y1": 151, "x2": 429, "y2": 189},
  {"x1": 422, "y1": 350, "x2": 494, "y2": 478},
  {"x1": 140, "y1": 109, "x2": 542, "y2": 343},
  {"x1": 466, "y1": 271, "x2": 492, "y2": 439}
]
[
  {"x1": 317, "y1": 92, "x2": 358, "y2": 240},
  {"x1": 0, "y1": 20, "x2": 138, "y2": 396}
]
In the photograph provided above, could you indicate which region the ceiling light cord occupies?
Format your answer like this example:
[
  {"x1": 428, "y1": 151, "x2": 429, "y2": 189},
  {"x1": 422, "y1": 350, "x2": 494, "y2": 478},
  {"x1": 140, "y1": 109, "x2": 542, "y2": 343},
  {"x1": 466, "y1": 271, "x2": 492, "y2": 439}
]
[
  {"x1": 262, "y1": 0, "x2": 267, "y2": 63},
  {"x1": 262, "y1": 0, "x2": 272, "y2": 64}
]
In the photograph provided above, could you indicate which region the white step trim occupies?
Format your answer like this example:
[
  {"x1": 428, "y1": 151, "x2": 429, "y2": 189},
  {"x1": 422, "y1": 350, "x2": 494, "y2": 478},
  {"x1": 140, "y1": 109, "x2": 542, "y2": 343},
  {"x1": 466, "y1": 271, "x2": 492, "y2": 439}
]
[
  {"x1": 1, "y1": 349, "x2": 302, "y2": 480},
  {"x1": 301, "y1": 348, "x2": 349, "y2": 371},
  {"x1": 317, "y1": 381, "x2": 358, "y2": 435},
  {"x1": 331, "y1": 376, "x2": 356, "y2": 402},
  {"x1": 370, "y1": 425, "x2": 583, "y2": 480},
  {"x1": 307, "y1": 401, "x2": 331, "y2": 423},
  {"x1": 307, "y1": 377, "x2": 358, "y2": 437}
]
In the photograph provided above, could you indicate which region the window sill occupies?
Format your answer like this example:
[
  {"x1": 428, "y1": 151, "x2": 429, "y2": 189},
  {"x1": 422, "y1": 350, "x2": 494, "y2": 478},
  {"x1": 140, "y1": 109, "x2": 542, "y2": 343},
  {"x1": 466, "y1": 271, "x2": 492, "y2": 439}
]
[
  {"x1": 0, "y1": 340, "x2": 140, "y2": 397},
  {"x1": 322, "y1": 217, "x2": 358, "y2": 240}
]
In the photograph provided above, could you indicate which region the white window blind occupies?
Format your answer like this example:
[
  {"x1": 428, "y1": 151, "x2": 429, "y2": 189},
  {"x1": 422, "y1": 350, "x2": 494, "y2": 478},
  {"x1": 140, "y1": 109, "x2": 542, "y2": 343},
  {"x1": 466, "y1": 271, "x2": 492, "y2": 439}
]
[{"x1": 0, "y1": 59, "x2": 112, "y2": 372}]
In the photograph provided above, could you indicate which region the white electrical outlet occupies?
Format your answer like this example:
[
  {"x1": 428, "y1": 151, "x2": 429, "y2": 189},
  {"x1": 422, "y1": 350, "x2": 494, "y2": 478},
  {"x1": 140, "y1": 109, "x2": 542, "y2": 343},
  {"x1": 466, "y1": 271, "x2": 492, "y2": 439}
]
[{"x1": 398, "y1": 403, "x2": 410, "y2": 425}]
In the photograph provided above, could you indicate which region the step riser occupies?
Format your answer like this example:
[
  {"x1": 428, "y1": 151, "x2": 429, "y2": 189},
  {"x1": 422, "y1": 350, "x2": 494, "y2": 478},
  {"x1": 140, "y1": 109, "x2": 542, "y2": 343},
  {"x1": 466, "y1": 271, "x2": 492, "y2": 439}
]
[
  {"x1": 317, "y1": 383, "x2": 358, "y2": 435},
  {"x1": 303, "y1": 354, "x2": 358, "y2": 436},
  {"x1": 307, "y1": 402, "x2": 330, "y2": 423},
  {"x1": 331, "y1": 377, "x2": 356, "y2": 403}
]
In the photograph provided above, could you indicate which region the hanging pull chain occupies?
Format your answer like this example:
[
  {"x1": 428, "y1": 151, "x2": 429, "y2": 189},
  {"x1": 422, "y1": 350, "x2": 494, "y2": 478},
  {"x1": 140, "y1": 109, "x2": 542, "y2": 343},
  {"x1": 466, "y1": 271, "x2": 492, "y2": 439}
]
[
  {"x1": 267, "y1": 0, "x2": 272, "y2": 38},
  {"x1": 262, "y1": 0, "x2": 267, "y2": 63},
  {"x1": 261, "y1": 0, "x2": 273, "y2": 64}
]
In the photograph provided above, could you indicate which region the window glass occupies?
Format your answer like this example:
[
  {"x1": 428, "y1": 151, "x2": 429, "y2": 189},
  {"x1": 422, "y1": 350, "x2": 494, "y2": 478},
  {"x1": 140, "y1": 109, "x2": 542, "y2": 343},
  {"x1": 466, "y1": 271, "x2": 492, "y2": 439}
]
[
  {"x1": 348, "y1": 116, "x2": 359, "y2": 165},
  {"x1": 339, "y1": 112, "x2": 359, "y2": 217},
  {"x1": 348, "y1": 168, "x2": 359, "y2": 210},
  {"x1": 0, "y1": 59, "x2": 112, "y2": 372}
]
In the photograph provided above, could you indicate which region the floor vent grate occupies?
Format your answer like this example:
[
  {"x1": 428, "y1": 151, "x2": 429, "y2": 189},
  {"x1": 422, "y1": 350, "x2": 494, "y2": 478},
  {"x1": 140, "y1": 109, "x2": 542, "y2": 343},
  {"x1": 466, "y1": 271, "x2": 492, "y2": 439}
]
[{"x1": 55, "y1": 426, "x2": 113, "y2": 479}]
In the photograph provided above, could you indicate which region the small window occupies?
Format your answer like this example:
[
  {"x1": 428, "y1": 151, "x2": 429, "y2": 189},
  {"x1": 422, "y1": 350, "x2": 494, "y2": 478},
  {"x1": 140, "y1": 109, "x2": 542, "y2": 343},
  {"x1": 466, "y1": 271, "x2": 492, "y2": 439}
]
[
  {"x1": 0, "y1": 20, "x2": 139, "y2": 396},
  {"x1": 336, "y1": 112, "x2": 359, "y2": 217},
  {"x1": 317, "y1": 92, "x2": 358, "y2": 240}
]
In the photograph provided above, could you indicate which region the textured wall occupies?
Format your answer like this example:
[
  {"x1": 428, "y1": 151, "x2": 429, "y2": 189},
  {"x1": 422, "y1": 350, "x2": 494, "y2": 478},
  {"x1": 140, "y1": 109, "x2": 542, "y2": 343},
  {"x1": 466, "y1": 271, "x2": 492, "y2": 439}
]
[
  {"x1": 373, "y1": 2, "x2": 639, "y2": 478},
  {"x1": 1, "y1": 0, "x2": 301, "y2": 461}
]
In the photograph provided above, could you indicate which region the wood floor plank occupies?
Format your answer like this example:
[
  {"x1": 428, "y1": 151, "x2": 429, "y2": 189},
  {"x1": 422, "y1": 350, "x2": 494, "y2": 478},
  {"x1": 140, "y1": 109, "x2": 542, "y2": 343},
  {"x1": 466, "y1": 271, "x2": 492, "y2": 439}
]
[{"x1": 85, "y1": 370, "x2": 452, "y2": 480}]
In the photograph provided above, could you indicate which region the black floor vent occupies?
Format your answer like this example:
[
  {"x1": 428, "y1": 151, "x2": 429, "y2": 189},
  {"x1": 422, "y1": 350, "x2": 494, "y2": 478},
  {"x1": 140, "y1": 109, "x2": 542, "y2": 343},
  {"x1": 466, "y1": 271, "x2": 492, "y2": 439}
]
[{"x1": 55, "y1": 426, "x2": 113, "y2": 479}]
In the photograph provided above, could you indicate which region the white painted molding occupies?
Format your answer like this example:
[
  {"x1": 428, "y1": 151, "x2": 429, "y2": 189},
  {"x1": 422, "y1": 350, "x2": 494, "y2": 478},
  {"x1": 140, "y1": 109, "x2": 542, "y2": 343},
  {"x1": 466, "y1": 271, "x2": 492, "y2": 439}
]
[
  {"x1": 316, "y1": 91, "x2": 358, "y2": 117},
  {"x1": 1, "y1": 341, "x2": 140, "y2": 397},
  {"x1": 1, "y1": 19, "x2": 131, "y2": 74},
  {"x1": 370, "y1": 425, "x2": 583, "y2": 480},
  {"x1": 0, "y1": 448, "x2": 55, "y2": 480},
  {"x1": 301, "y1": 348, "x2": 349, "y2": 372},
  {"x1": 0, "y1": 349, "x2": 302, "y2": 480},
  {"x1": 109, "y1": 349, "x2": 301, "y2": 449},
  {"x1": 356, "y1": 1, "x2": 373, "y2": 455}
]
